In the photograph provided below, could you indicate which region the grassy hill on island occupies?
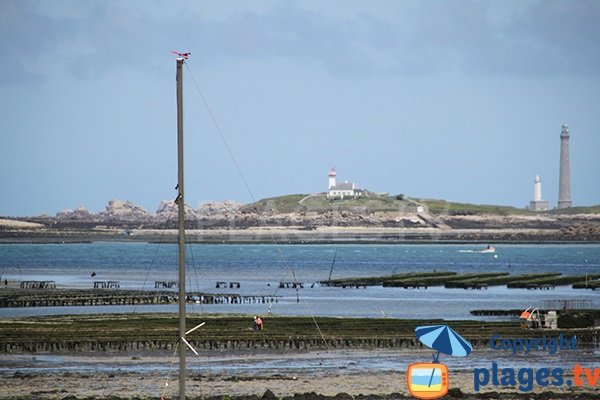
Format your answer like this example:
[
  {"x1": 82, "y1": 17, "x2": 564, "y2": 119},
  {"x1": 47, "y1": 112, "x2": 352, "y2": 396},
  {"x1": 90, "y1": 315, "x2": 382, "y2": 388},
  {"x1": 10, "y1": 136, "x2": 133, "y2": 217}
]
[
  {"x1": 241, "y1": 193, "x2": 600, "y2": 216},
  {"x1": 413, "y1": 198, "x2": 533, "y2": 215},
  {"x1": 240, "y1": 192, "x2": 416, "y2": 214}
]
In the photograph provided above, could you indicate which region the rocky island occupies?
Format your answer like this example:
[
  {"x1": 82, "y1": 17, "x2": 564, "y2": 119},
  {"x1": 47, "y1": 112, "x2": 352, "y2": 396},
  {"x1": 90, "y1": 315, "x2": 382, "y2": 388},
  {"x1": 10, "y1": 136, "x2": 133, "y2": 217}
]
[{"x1": 1, "y1": 193, "x2": 599, "y2": 243}]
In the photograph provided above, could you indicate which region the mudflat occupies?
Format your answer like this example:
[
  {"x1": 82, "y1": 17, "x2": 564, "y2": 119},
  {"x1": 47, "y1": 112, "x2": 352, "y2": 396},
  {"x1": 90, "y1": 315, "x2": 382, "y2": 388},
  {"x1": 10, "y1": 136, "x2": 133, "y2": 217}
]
[{"x1": 2, "y1": 350, "x2": 599, "y2": 399}]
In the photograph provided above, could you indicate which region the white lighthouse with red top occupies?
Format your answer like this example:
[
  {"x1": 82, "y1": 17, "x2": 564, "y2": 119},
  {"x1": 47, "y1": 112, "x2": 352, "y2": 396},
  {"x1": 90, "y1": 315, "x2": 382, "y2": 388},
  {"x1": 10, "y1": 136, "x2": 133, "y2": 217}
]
[
  {"x1": 328, "y1": 167, "x2": 337, "y2": 190},
  {"x1": 327, "y1": 167, "x2": 360, "y2": 199}
]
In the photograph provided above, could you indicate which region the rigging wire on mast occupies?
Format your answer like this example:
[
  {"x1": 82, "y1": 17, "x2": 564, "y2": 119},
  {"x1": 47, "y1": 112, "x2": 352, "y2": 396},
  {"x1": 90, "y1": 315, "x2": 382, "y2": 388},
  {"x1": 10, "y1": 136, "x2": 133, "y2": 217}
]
[
  {"x1": 184, "y1": 62, "x2": 255, "y2": 202},
  {"x1": 182, "y1": 60, "x2": 331, "y2": 350}
]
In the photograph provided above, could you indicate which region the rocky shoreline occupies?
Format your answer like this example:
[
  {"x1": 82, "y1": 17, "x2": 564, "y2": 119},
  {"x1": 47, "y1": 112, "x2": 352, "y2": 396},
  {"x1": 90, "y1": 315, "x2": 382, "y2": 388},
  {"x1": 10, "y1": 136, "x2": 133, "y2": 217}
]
[
  {"x1": 2, "y1": 197, "x2": 600, "y2": 244},
  {"x1": 1, "y1": 225, "x2": 599, "y2": 244}
]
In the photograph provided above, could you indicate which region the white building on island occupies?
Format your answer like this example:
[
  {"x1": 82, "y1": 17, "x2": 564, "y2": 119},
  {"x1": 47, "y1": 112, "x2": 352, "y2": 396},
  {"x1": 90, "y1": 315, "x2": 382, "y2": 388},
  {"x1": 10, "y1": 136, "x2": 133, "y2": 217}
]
[
  {"x1": 327, "y1": 167, "x2": 362, "y2": 199},
  {"x1": 529, "y1": 175, "x2": 549, "y2": 212}
]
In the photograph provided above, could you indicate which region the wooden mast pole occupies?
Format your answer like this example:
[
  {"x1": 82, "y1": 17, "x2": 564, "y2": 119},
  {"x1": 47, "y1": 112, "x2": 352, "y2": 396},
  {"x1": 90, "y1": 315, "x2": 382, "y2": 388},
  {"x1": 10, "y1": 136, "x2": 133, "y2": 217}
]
[{"x1": 176, "y1": 57, "x2": 186, "y2": 400}]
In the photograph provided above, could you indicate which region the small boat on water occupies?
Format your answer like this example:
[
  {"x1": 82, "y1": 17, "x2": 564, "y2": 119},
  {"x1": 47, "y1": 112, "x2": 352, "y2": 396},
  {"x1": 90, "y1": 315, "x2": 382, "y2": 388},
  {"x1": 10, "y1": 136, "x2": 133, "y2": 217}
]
[
  {"x1": 477, "y1": 245, "x2": 496, "y2": 253},
  {"x1": 458, "y1": 245, "x2": 497, "y2": 254}
]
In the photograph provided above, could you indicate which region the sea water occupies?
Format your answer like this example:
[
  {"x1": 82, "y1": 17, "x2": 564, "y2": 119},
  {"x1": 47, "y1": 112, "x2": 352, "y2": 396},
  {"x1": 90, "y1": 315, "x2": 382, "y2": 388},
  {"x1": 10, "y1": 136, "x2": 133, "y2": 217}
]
[{"x1": 0, "y1": 243, "x2": 598, "y2": 319}]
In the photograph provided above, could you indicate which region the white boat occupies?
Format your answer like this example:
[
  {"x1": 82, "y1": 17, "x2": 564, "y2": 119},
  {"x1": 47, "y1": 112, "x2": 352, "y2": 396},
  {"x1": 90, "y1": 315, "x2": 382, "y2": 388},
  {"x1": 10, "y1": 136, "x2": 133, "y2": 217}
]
[
  {"x1": 458, "y1": 245, "x2": 496, "y2": 254},
  {"x1": 477, "y1": 245, "x2": 496, "y2": 253}
]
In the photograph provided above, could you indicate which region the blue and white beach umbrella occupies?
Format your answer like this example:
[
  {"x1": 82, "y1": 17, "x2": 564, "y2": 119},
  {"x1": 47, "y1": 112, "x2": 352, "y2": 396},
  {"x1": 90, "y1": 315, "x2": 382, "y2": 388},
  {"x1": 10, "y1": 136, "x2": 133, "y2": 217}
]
[{"x1": 415, "y1": 324, "x2": 473, "y2": 361}]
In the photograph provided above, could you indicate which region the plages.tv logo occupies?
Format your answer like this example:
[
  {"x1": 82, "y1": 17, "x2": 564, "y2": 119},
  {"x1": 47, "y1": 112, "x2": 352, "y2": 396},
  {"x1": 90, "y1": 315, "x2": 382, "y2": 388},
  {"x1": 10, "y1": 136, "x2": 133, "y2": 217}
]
[
  {"x1": 474, "y1": 334, "x2": 599, "y2": 392},
  {"x1": 407, "y1": 325, "x2": 473, "y2": 399}
]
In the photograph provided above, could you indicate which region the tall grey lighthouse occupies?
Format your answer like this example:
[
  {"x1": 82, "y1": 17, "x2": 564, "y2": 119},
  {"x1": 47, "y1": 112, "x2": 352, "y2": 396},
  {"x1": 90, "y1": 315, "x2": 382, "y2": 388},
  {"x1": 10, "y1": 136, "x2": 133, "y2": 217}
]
[{"x1": 557, "y1": 124, "x2": 572, "y2": 209}]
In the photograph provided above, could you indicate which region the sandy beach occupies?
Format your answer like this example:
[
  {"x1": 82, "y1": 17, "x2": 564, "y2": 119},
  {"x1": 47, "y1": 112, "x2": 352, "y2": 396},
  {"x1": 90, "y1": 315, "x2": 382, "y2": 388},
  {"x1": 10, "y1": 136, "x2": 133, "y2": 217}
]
[
  {"x1": 2, "y1": 349, "x2": 598, "y2": 399},
  {"x1": 0, "y1": 370, "x2": 478, "y2": 399}
]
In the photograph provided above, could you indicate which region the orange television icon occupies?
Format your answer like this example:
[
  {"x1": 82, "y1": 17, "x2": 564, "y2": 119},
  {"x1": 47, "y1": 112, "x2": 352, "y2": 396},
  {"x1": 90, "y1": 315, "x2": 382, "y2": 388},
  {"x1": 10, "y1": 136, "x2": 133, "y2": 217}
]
[{"x1": 406, "y1": 362, "x2": 449, "y2": 399}]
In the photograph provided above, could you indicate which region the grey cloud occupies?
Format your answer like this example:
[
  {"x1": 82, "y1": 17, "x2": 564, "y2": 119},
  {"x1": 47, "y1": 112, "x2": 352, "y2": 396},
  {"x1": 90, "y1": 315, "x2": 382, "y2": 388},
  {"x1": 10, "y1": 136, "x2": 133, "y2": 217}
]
[
  {"x1": 0, "y1": 1, "x2": 61, "y2": 85},
  {"x1": 195, "y1": 1, "x2": 600, "y2": 77},
  {"x1": 397, "y1": 0, "x2": 600, "y2": 76},
  {"x1": 2, "y1": 0, "x2": 599, "y2": 86}
]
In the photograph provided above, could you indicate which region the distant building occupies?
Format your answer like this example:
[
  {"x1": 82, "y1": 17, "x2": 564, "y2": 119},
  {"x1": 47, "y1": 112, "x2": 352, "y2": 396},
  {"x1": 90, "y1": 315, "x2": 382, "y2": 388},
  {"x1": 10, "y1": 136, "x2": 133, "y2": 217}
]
[
  {"x1": 529, "y1": 175, "x2": 549, "y2": 212},
  {"x1": 557, "y1": 124, "x2": 572, "y2": 209},
  {"x1": 327, "y1": 168, "x2": 362, "y2": 199}
]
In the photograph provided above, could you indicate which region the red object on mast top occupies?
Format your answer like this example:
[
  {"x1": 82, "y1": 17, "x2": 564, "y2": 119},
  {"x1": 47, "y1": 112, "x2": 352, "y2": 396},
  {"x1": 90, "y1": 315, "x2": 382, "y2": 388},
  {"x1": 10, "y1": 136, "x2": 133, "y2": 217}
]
[{"x1": 170, "y1": 50, "x2": 191, "y2": 59}]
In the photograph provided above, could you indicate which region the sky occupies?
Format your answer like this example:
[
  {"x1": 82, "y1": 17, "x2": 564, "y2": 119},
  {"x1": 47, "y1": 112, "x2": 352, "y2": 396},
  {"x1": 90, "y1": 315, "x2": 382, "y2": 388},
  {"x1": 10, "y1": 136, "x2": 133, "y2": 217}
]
[{"x1": 1, "y1": 0, "x2": 599, "y2": 216}]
